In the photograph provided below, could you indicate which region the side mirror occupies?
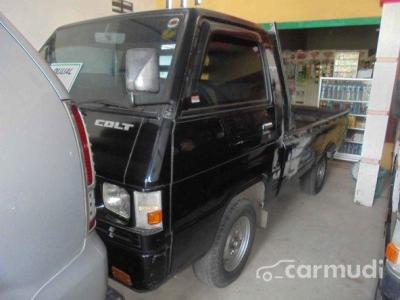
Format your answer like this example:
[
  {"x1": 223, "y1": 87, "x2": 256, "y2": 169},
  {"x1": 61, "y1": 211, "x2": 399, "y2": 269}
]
[{"x1": 125, "y1": 48, "x2": 159, "y2": 93}]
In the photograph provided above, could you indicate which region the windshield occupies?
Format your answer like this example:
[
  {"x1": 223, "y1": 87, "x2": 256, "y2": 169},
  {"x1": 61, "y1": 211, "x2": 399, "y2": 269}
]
[{"x1": 41, "y1": 13, "x2": 184, "y2": 106}]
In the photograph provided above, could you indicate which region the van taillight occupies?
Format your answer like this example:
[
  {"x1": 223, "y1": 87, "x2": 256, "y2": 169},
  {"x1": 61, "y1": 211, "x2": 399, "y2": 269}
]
[
  {"x1": 67, "y1": 103, "x2": 96, "y2": 231},
  {"x1": 70, "y1": 105, "x2": 94, "y2": 185}
]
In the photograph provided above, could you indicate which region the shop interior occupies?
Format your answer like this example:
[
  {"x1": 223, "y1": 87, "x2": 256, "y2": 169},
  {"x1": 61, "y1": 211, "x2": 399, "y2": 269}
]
[{"x1": 280, "y1": 25, "x2": 379, "y2": 161}]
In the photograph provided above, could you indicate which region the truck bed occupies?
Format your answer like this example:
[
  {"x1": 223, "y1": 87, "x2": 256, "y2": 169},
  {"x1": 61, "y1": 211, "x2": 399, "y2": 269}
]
[
  {"x1": 282, "y1": 105, "x2": 349, "y2": 180},
  {"x1": 291, "y1": 105, "x2": 348, "y2": 136}
]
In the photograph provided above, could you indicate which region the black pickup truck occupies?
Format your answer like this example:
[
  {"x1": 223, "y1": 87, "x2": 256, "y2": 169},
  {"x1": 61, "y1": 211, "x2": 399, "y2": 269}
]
[{"x1": 41, "y1": 8, "x2": 348, "y2": 291}]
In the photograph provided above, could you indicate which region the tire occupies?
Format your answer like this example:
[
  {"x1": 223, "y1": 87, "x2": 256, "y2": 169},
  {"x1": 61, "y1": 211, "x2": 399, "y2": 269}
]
[
  {"x1": 192, "y1": 199, "x2": 256, "y2": 288},
  {"x1": 300, "y1": 153, "x2": 328, "y2": 195}
]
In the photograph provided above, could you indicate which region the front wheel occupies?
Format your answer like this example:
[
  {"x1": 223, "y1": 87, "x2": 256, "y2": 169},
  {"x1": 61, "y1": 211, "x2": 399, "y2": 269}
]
[
  {"x1": 300, "y1": 153, "x2": 328, "y2": 195},
  {"x1": 193, "y1": 200, "x2": 256, "y2": 287}
]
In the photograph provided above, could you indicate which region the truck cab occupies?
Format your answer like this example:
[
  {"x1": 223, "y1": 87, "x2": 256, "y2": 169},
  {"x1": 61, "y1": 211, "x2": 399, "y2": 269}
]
[{"x1": 41, "y1": 8, "x2": 347, "y2": 291}]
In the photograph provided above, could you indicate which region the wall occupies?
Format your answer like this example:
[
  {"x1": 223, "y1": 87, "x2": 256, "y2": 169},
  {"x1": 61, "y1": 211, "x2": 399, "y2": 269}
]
[
  {"x1": 280, "y1": 26, "x2": 380, "y2": 51},
  {"x1": 134, "y1": 0, "x2": 158, "y2": 12},
  {"x1": 156, "y1": 0, "x2": 382, "y2": 23},
  {"x1": 306, "y1": 26, "x2": 379, "y2": 50},
  {"x1": 0, "y1": 0, "x2": 157, "y2": 49},
  {"x1": 0, "y1": 0, "x2": 382, "y2": 49}
]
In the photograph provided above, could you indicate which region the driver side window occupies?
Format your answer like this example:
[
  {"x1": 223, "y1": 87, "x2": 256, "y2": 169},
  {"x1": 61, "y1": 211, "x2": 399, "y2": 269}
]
[{"x1": 187, "y1": 33, "x2": 268, "y2": 109}]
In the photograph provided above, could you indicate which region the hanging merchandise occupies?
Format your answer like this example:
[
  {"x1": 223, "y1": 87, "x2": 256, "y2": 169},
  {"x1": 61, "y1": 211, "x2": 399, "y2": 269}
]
[{"x1": 333, "y1": 51, "x2": 360, "y2": 78}]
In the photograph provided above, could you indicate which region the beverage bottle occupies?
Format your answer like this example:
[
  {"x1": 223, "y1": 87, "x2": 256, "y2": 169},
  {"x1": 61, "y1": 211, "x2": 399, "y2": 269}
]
[
  {"x1": 360, "y1": 85, "x2": 364, "y2": 101},
  {"x1": 351, "y1": 86, "x2": 356, "y2": 101},
  {"x1": 321, "y1": 83, "x2": 326, "y2": 99},
  {"x1": 356, "y1": 85, "x2": 361, "y2": 101},
  {"x1": 327, "y1": 84, "x2": 332, "y2": 99},
  {"x1": 340, "y1": 84, "x2": 345, "y2": 100},
  {"x1": 346, "y1": 85, "x2": 351, "y2": 100},
  {"x1": 332, "y1": 84, "x2": 337, "y2": 99}
]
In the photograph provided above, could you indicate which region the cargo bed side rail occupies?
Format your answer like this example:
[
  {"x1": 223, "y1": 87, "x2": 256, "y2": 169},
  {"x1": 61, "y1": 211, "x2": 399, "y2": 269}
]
[{"x1": 291, "y1": 109, "x2": 349, "y2": 138}]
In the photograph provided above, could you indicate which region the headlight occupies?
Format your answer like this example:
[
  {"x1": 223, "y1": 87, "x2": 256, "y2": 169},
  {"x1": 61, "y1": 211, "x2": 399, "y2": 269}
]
[
  {"x1": 103, "y1": 183, "x2": 131, "y2": 219},
  {"x1": 134, "y1": 191, "x2": 163, "y2": 230}
]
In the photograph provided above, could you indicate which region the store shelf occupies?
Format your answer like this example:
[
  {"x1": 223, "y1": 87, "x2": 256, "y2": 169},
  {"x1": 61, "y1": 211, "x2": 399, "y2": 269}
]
[
  {"x1": 320, "y1": 98, "x2": 368, "y2": 103},
  {"x1": 319, "y1": 77, "x2": 371, "y2": 163},
  {"x1": 334, "y1": 152, "x2": 361, "y2": 162},
  {"x1": 344, "y1": 139, "x2": 363, "y2": 144},
  {"x1": 348, "y1": 127, "x2": 365, "y2": 131},
  {"x1": 320, "y1": 77, "x2": 372, "y2": 82}
]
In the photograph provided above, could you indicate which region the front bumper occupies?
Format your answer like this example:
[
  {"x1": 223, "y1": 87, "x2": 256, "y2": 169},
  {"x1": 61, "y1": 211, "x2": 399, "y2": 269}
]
[
  {"x1": 96, "y1": 220, "x2": 169, "y2": 291},
  {"x1": 381, "y1": 263, "x2": 400, "y2": 299}
]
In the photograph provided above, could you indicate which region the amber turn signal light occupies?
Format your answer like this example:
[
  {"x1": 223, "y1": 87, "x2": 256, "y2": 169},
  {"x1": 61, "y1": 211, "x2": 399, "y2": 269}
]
[
  {"x1": 385, "y1": 242, "x2": 399, "y2": 264},
  {"x1": 147, "y1": 210, "x2": 163, "y2": 225},
  {"x1": 112, "y1": 266, "x2": 133, "y2": 286}
]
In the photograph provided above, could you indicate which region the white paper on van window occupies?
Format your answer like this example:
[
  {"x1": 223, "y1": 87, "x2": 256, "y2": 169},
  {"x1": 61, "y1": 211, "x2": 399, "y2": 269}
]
[{"x1": 50, "y1": 63, "x2": 83, "y2": 92}]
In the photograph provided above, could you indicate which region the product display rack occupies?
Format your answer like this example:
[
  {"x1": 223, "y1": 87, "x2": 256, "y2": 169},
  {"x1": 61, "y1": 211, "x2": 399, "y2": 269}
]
[{"x1": 317, "y1": 77, "x2": 372, "y2": 162}]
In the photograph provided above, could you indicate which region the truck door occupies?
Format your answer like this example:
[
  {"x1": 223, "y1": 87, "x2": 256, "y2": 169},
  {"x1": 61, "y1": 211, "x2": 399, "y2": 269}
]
[
  {"x1": 170, "y1": 21, "x2": 279, "y2": 272},
  {"x1": 263, "y1": 37, "x2": 290, "y2": 194}
]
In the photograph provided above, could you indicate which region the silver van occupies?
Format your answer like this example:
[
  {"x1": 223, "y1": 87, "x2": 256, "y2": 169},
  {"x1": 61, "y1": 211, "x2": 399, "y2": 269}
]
[{"x1": 0, "y1": 14, "x2": 108, "y2": 299}]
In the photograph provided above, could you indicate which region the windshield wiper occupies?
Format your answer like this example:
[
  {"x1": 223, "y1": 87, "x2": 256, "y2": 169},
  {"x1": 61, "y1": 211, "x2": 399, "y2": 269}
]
[
  {"x1": 79, "y1": 99, "x2": 161, "y2": 118},
  {"x1": 79, "y1": 99, "x2": 130, "y2": 110}
]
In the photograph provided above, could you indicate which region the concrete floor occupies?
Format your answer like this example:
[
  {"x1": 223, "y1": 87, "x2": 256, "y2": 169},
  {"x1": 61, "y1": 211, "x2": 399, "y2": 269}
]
[{"x1": 109, "y1": 161, "x2": 388, "y2": 300}]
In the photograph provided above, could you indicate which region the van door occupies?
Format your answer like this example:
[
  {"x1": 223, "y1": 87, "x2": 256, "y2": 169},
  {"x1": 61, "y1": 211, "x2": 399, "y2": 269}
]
[{"x1": 170, "y1": 21, "x2": 279, "y2": 272}]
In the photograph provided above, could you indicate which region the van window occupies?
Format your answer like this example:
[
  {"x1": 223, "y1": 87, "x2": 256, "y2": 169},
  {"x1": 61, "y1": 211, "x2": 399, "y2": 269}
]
[
  {"x1": 41, "y1": 14, "x2": 184, "y2": 107},
  {"x1": 193, "y1": 33, "x2": 267, "y2": 108}
]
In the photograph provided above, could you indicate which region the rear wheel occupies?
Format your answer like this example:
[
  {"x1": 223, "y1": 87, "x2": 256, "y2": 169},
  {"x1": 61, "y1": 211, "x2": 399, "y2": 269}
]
[
  {"x1": 193, "y1": 200, "x2": 256, "y2": 287},
  {"x1": 300, "y1": 154, "x2": 328, "y2": 195}
]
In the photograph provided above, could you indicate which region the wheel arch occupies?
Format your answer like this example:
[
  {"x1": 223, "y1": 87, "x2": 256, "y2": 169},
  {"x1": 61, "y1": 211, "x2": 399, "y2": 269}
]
[{"x1": 228, "y1": 177, "x2": 269, "y2": 229}]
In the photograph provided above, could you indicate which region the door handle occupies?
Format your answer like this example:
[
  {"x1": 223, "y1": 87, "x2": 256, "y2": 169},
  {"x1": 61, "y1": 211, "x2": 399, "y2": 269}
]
[
  {"x1": 228, "y1": 136, "x2": 244, "y2": 148},
  {"x1": 234, "y1": 140, "x2": 244, "y2": 146},
  {"x1": 262, "y1": 122, "x2": 273, "y2": 133}
]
